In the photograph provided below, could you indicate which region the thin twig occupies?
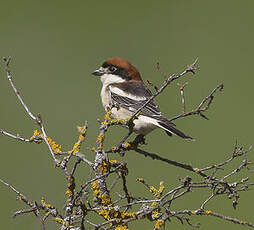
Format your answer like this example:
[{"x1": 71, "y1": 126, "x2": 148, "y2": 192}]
[
  {"x1": 177, "y1": 82, "x2": 188, "y2": 113},
  {"x1": 130, "y1": 58, "x2": 199, "y2": 121},
  {"x1": 0, "y1": 129, "x2": 37, "y2": 143},
  {"x1": 134, "y1": 148, "x2": 208, "y2": 177},
  {"x1": 0, "y1": 178, "x2": 33, "y2": 207},
  {"x1": 169, "y1": 83, "x2": 224, "y2": 122},
  {"x1": 3, "y1": 57, "x2": 37, "y2": 121}
]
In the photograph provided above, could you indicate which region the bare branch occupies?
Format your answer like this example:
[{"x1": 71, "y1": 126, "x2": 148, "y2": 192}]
[
  {"x1": 130, "y1": 58, "x2": 199, "y2": 121},
  {"x1": 169, "y1": 83, "x2": 224, "y2": 122},
  {"x1": 1, "y1": 57, "x2": 254, "y2": 230},
  {"x1": 3, "y1": 57, "x2": 37, "y2": 121},
  {"x1": 0, "y1": 129, "x2": 39, "y2": 143},
  {"x1": 177, "y1": 82, "x2": 188, "y2": 113}
]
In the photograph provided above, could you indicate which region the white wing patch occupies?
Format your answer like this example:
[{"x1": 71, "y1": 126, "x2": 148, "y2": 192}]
[
  {"x1": 109, "y1": 85, "x2": 147, "y2": 101},
  {"x1": 109, "y1": 90, "x2": 162, "y2": 117}
]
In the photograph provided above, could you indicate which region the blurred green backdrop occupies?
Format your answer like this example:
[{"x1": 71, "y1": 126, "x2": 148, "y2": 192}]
[{"x1": 1, "y1": 0, "x2": 254, "y2": 229}]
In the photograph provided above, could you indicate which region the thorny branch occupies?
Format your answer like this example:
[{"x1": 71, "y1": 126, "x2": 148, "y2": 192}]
[{"x1": 1, "y1": 57, "x2": 254, "y2": 230}]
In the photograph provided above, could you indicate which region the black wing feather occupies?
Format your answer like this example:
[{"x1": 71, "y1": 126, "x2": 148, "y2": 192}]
[
  {"x1": 110, "y1": 91, "x2": 193, "y2": 139},
  {"x1": 110, "y1": 92, "x2": 177, "y2": 126},
  {"x1": 111, "y1": 92, "x2": 161, "y2": 117}
]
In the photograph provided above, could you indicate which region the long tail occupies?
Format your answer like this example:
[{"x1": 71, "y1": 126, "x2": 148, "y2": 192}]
[{"x1": 157, "y1": 120, "x2": 194, "y2": 140}]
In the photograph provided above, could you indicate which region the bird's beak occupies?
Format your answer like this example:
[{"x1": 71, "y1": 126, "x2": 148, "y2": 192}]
[{"x1": 92, "y1": 67, "x2": 105, "y2": 76}]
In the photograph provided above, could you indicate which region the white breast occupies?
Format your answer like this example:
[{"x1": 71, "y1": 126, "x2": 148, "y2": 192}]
[
  {"x1": 100, "y1": 85, "x2": 111, "y2": 109},
  {"x1": 100, "y1": 74, "x2": 125, "y2": 110}
]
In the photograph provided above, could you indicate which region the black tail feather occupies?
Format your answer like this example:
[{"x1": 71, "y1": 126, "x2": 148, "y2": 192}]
[{"x1": 158, "y1": 121, "x2": 193, "y2": 140}]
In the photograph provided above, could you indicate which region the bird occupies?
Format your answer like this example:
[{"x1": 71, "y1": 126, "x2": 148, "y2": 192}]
[{"x1": 92, "y1": 57, "x2": 193, "y2": 140}]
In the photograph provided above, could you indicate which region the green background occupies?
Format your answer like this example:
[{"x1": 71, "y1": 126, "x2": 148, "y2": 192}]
[{"x1": 0, "y1": 0, "x2": 254, "y2": 229}]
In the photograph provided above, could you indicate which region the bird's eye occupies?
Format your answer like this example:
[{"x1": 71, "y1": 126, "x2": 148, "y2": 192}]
[{"x1": 109, "y1": 66, "x2": 117, "y2": 72}]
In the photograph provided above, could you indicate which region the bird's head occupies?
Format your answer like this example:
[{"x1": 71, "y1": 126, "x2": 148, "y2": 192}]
[{"x1": 92, "y1": 57, "x2": 142, "y2": 85}]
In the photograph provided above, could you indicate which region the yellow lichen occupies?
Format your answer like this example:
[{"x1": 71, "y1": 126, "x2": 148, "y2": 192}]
[
  {"x1": 68, "y1": 125, "x2": 87, "y2": 155},
  {"x1": 65, "y1": 188, "x2": 72, "y2": 196},
  {"x1": 92, "y1": 181, "x2": 101, "y2": 197},
  {"x1": 158, "y1": 181, "x2": 165, "y2": 196},
  {"x1": 111, "y1": 118, "x2": 126, "y2": 125},
  {"x1": 110, "y1": 160, "x2": 128, "y2": 175},
  {"x1": 96, "y1": 133, "x2": 105, "y2": 150},
  {"x1": 45, "y1": 211, "x2": 50, "y2": 217},
  {"x1": 152, "y1": 210, "x2": 160, "y2": 219},
  {"x1": 92, "y1": 181, "x2": 100, "y2": 190},
  {"x1": 29, "y1": 130, "x2": 43, "y2": 142},
  {"x1": 77, "y1": 125, "x2": 87, "y2": 135},
  {"x1": 93, "y1": 189, "x2": 100, "y2": 196},
  {"x1": 149, "y1": 181, "x2": 165, "y2": 199},
  {"x1": 149, "y1": 186, "x2": 157, "y2": 194},
  {"x1": 98, "y1": 161, "x2": 109, "y2": 174},
  {"x1": 104, "y1": 109, "x2": 112, "y2": 121},
  {"x1": 99, "y1": 194, "x2": 112, "y2": 206},
  {"x1": 205, "y1": 210, "x2": 212, "y2": 215},
  {"x1": 54, "y1": 217, "x2": 73, "y2": 228},
  {"x1": 41, "y1": 198, "x2": 52, "y2": 208},
  {"x1": 98, "y1": 209, "x2": 111, "y2": 220},
  {"x1": 33, "y1": 130, "x2": 40, "y2": 136},
  {"x1": 92, "y1": 177, "x2": 135, "y2": 227},
  {"x1": 55, "y1": 217, "x2": 64, "y2": 224},
  {"x1": 151, "y1": 202, "x2": 157, "y2": 208},
  {"x1": 47, "y1": 137, "x2": 62, "y2": 154},
  {"x1": 124, "y1": 142, "x2": 131, "y2": 149},
  {"x1": 115, "y1": 225, "x2": 129, "y2": 230},
  {"x1": 109, "y1": 159, "x2": 118, "y2": 164},
  {"x1": 121, "y1": 212, "x2": 136, "y2": 219},
  {"x1": 151, "y1": 202, "x2": 160, "y2": 219},
  {"x1": 71, "y1": 143, "x2": 80, "y2": 155},
  {"x1": 154, "y1": 219, "x2": 164, "y2": 229},
  {"x1": 195, "y1": 168, "x2": 201, "y2": 173}
]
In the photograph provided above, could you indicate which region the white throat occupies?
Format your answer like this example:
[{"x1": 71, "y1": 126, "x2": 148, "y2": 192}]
[
  {"x1": 100, "y1": 74, "x2": 125, "y2": 110},
  {"x1": 100, "y1": 73, "x2": 125, "y2": 86}
]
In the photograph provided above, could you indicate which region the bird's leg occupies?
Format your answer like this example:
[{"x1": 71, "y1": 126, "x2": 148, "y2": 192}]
[
  {"x1": 115, "y1": 130, "x2": 133, "y2": 156},
  {"x1": 114, "y1": 134, "x2": 146, "y2": 157},
  {"x1": 113, "y1": 116, "x2": 137, "y2": 155},
  {"x1": 132, "y1": 134, "x2": 146, "y2": 146}
]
